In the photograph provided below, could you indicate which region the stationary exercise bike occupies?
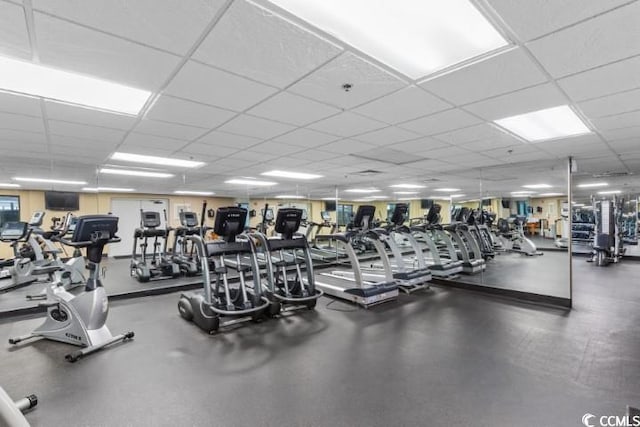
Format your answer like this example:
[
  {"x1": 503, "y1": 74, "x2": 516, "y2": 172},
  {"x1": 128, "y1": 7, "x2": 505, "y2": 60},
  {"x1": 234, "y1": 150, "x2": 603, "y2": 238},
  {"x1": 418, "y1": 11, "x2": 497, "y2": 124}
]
[
  {"x1": 9, "y1": 215, "x2": 135, "y2": 362},
  {"x1": 496, "y1": 217, "x2": 542, "y2": 256}
]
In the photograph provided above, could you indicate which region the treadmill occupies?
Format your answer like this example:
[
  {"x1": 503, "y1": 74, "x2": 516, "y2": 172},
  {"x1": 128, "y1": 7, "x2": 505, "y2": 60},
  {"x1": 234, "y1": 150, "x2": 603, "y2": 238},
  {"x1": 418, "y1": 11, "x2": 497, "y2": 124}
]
[
  {"x1": 411, "y1": 205, "x2": 463, "y2": 278},
  {"x1": 359, "y1": 203, "x2": 432, "y2": 293},
  {"x1": 445, "y1": 208, "x2": 485, "y2": 274},
  {"x1": 315, "y1": 205, "x2": 399, "y2": 307},
  {"x1": 308, "y1": 211, "x2": 346, "y2": 261}
]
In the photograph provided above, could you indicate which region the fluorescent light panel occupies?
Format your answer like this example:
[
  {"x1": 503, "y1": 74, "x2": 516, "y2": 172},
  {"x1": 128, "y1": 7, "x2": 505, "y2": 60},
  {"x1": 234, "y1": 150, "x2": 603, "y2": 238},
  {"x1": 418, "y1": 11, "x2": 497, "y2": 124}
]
[
  {"x1": 261, "y1": 170, "x2": 323, "y2": 180},
  {"x1": 275, "y1": 195, "x2": 305, "y2": 199},
  {"x1": 394, "y1": 191, "x2": 419, "y2": 195},
  {"x1": 494, "y1": 105, "x2": 591, "y2": 142},
  {"x1": 83, "y1": 187, "x2": 135, "y2": 192},
  {"x1": 389, "y1": 184, "x2": 426, "y2": 189},
  {"x1": 111, "y1": 152, "x2": 205, "y2": 168},
  {"x1": 538, "y1": 193, "x2": 565, "y2": 197},
  {"x1": 99, "y1": 168, "x2": 173, "y2": 178},
  {"x1": 598, "y1": 190, "x2": 621, "y2": 195},
  {"x1": 450, "y1": 194, "x2": 466, "y2": 198},
  {"x1": 13, "y1": 177, "x2": 87, "y2": 185},
  {"x1": 321, "y1": 197, "x2": 340, "y2": 201},
  {"x1": 522, "y1": 184, "x2": 552, "y2": 189},
  {"x1": 0, "y1": 183, "x2": 20, "y2": 188},
  {"x1": 0, "y1": 56, "x2": 151, "y2": 115},
  {"x1": 578, "y1": 182, "x2": 608, "y2": 188},
  {"x1": 267, "y1": 0, "x2": 507, "y2": 79},
  {"x1": 225, "y1": 179, "x2": 277, "y2": 186},
  {"x1": 434, "y1": 188, "x2": 460, "y2": 192},
  {"x1": 174, "y1": 190, "x2": 215, "y2": 196},
  {"x1": 344, "y1": 188, "x2": 380, "y2": 193}
]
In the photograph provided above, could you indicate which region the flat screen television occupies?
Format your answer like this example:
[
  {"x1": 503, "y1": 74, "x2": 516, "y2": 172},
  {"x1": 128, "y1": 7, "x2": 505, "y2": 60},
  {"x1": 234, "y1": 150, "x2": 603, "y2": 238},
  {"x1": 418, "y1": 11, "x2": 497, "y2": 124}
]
[
  {"x1": 325, "y1": 200, "x2": 336, "y2": 212},
  {"x1": 420, "y1": 199, "x2": 433, "y2": 210},
  {"x1": 482, "y1": 199, "x2": 492, "y2": 206},
  {"x1": 45, "y1": 191, "x2": 79, "y2": 211},
  {"x1": 501, "y1": 199, "x2": 511, "y2": 209}
]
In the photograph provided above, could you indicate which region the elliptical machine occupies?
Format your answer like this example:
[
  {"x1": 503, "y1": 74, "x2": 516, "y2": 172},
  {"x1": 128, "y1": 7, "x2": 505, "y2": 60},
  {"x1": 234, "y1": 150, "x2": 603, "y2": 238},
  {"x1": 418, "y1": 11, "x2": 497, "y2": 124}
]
[
  {"x1": 130, "y1": 210, "x2": 180, "y2": 282},
  {"x1": 251, "y1": 208, "x2": 323, "y2": 315},
  {"x1": 9, "y1": 215, "x2": 135, "y2": 362},
  {"x1": 178, "y1": 207, "x2": 270, "y2": 333},
  {"x1": 170, "y1": 208, "x2": 204, "y2": 277}
]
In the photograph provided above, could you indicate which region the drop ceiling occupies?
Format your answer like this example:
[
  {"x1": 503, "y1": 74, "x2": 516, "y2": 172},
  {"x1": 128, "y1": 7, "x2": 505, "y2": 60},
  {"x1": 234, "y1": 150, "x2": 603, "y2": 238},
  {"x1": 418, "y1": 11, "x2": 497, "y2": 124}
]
[{"x1": 0, "y1": 0, "x2": 639, "y2": 199}]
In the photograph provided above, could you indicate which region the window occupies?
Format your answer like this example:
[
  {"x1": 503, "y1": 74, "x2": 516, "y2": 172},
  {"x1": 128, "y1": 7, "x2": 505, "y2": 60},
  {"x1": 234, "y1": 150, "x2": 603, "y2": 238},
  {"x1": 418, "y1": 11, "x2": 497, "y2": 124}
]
[
  {"x1": 337, "y1": 204, "x2": 353, "y2": 227},
  {"x1": 0, "y1": 196, "x2": 20, "y2": 228}
]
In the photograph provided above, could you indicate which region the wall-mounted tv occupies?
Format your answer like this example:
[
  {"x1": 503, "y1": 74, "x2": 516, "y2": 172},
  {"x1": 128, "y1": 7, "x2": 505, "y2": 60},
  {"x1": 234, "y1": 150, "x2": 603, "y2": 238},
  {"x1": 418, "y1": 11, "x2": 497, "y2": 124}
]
[
  {"x1": 501, "y1": 199, "x2": 511, "y2": 209},
  {"x1": 482, "y1": 199, "x2": 492, "y2": 206},
  {"x1": 325, "y1": 200, "x2": 336, "y2": 212},
  {"x1": 420, "y1": 199, "x2": 433, "y2": 209},
  {"x1": 45, "y1": 191, "x2": 79, "y2": 211}
]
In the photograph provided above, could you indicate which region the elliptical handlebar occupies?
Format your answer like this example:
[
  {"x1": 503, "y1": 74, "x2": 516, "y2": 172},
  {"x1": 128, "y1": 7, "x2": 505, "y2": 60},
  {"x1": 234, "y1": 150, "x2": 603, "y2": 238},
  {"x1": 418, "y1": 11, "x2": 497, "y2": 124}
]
[{"x1": 57, "y1": 235, "x2": 121, "y2": 248}]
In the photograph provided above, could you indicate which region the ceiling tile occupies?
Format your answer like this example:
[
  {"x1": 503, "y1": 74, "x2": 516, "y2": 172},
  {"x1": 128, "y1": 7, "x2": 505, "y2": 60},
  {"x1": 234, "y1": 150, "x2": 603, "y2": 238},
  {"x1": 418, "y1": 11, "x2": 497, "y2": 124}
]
[
  {"x1": 34, "y1": 12, "x2": 181, "y2": 90},
  {"x1": 558, "y1": 55, "x2": 640, "y2": 102},
  {"x1": 178, "y1": 142, "x2": 238, "y2": 158},
  {"x1": 527, "y1": 2, "x2": 640, "y2": 78},
  {"x1": 433, "y1": 124, "x2": 520, "y2": 147},
  {"x1": 535, "y1": 136, "x2": 610, "y2": 157},
  {"x1": 353, "y1": 86, "x2": 451, "y2": 124},
  {"x1": 194, "y1": 0, "x2": 342, "y2": 88},
  {"x1": 217, "y1": 114, "x2": 295, "y2": 139},
  {"x1": 226, "y1": 150, "x2": 278, "y2": 163},
  {"x1": 0, "y1": 92, "x2": 41, "y2": 117},
  {"x1": 247, "y1": 92, "x2": 340, "y2": 126},
  {"x1": 308, "y1": 112, "x2": 386, "y2": 137},
  {"x1": 578, "y1": 88, "x2": 640, "y2": 118},
  {"x1": 424, "y1": 145, "x2": 473, "y2": 160},
  {"x1": 487, "y1": 0, "x2": 630, "y2": 41},
  {"x1": 289, "y1": 52, "x2": 406, "y2": 109},
  {"x1": 390, "y1": 137, "x2": 450, "y2": 153},
  {"x1": 592, "y1": 110, "x2": 640, "y2": 131},
  {"x1": 145, "y1": 95, "x2": 236, "y2": 129},
  {"x1": 398, "y1": 108, "x2": 482, "y2": 136},
  {"x1": 249, "y1": 141, "x2": 305, "y2": 156},
  {"x1": 319, "y1": 139, "x2": 376, "y2": 155},
  {"x1": 133, "y1": 119, "x2": 206, "y2": 140},
  {"x1": 48, "y1": 120, "x2": 126, "y2": 143},
  {"x1": 0, "y1": 1, "x2": 30, "y2": 59},
  {"x1": 420, "y1": 48, "x2": 547, "y2": 105},
  {"x1": 32, "y1": 0, "x2": 225, "y2": 55},
  {"x1": 601, "y1": 126, "x2": 640, "y2": 141},
  {"x1": 0, "y1": 111, "x2": 44, "y2": 133},
  {"x1": 353, "y1": 126, "x2": 421, "y2": 145},
  {"x1": 289, "y1": 149, "x2": 340, "y2": 162},
  {"x1": 196, "y1": 131, "x2": 261, "y2": 149},
  {"x1": 44, "y1": 101, "x2": 137, "y2": 130},
  {"x1": 165, "y1": 61, "x2": 277, "y2": 111},
  {"x1": 49, "y1": 134, "x2": 119, "y2": 151},
  {"x1": 121, "y1": 132, "x2": 184, "y2": 151},
  {"x1": 0, "y1": 129, "x2": 46, "y2": 145},
  {"x1": 272, "y1": 128, "x2": 339, "y2": 147},
  {"x1": 464, "y1": 83, "x2": 567, "y2": 121},
  {"x1": 609, "y1": 138, "x2": 640, "y2": 154}
]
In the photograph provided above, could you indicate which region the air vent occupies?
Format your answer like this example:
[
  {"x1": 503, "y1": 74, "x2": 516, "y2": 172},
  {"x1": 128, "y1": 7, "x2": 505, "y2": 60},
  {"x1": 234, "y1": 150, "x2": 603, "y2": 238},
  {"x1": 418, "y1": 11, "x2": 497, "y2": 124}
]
[
  {"x1": 352, "y1": 169, "x2": 383, "y2": 176},
  {"x1": 592, "y1": 171, "x2": 632, "y2": 178}
]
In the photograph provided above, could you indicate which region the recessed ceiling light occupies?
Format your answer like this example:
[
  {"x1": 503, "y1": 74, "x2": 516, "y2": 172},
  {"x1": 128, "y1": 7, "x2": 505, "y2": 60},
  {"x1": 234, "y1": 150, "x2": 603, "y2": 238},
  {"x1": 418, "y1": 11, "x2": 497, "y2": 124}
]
[
  {"x1": 99, "y1": 168, "x2": 173, "y2": 178},
  {"x1": 0, "y1": 55, "x2": 151, "y2": 115},
  {"x1": 344, "y1": 188, "x2": 381, "y2": 193},
  {"x1": 174, "y1": 190, "x2": 215, "y2": 196},
  {"x1": 494, "y1": 105, "x2": 591, "y2": 142},
  {"x1": 365, "y1": 195, "x2": 388, "y2": 199},
  {"x1": 225, "y1": 179, "x2": 277, "y2": 186},
  {"x1": 538, "y1": 193, "x2": 565, "y2": 197},
  {"x1": 321, "y1": 197, "x2": 340, "y2": 201},
  {"x1": 389, "y1": 184, "x2": 426, "y2": 189},
  {"x1": 511, "y1": 191, "x2": 536, "y2": 195},
  {"x1": 397, "y1": 197, "x2": 416, "y2": 201},
  {"x1": 275, "y1": 195, "x2": 305, "y2": 199},
  {"x1": 13, "y1": 177, "x2": 87, "y2": 185},
  {"x1": 522, "y1": 184, "x2": 552, "y2": 189},
  {"x1": 111, "y1": 152, "x2": 205, "y2": 168},
  {"x1": 261, "y1": 170, "x2": 323, "y2": 180},
  {"x1": 450, "y1": 194, "x2": 466, "y2": 198},
  {"x1": 598, "y1": 190, "x2": 622, "y2": 195},
  {"x1": 394, "y1": 191, "x2": 419, "y2": 195},
  {"x1": 578, "y1": 182, "x2": 608, "y2": 188},
  {"x1": 267, "y1": 0, "x2": 508, "y2": 79},
  {"x1": 434, "y1": 188, "x2": 461, "y2": 192},
  {"x1": 0, "y1": 183, "x2": 20, "y2": 188},
  {"x1": 82, "y1": 187, "x2": 135, "y2": 192}
]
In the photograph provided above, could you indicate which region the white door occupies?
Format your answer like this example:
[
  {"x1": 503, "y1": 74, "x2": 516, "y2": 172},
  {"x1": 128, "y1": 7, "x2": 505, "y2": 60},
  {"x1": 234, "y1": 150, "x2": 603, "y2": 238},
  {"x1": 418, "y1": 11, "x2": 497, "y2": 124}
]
[{"x1": 109, "y1": 198, "x2": 169, "y2": 257}]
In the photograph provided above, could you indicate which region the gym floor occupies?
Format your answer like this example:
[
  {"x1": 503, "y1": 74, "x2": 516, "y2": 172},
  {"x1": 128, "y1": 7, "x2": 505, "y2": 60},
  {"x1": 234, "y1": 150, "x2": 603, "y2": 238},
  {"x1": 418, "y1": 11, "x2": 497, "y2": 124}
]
[{"x1": 1, "y1": 259, "x2": 638, "y2": 427}]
